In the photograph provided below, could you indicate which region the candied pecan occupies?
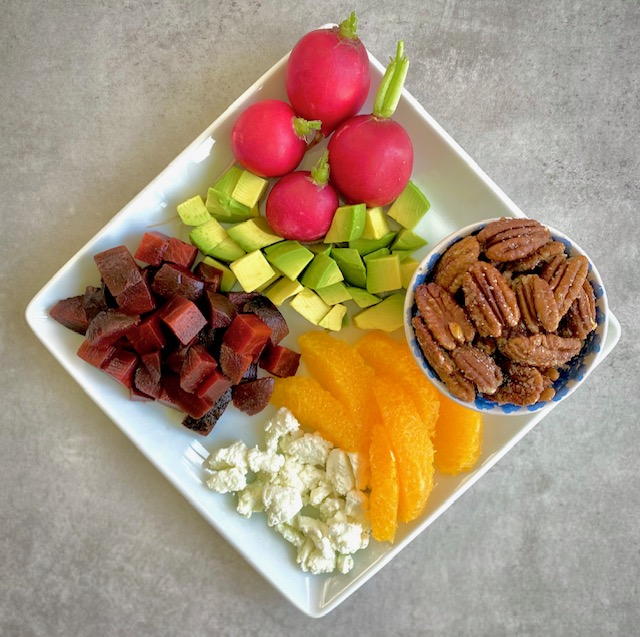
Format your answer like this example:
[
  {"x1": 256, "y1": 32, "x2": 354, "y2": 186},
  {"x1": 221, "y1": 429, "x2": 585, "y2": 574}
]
[
  {"x1": 508, "y1": 240, "x2": 566, "y2": 272},
  {"x1": 451, "y1": 345, "x2": 503, "y2": 395},
  {"x1": 415, "y1": 282, "x2": 475, "y2": 350},
  {"x1": 462, "y1": 261, "x2": 520, "y2": 338},
  {"x1": 562, "y1": 280, "x2": 597, "y2": 339},
  {"x1": 441, "y1": 369, "x2": 477, "y2": 403},
  {"x1": 544, "y1": 255, "x2": 589, "y2": 318},
  {"x1": 491, "y1": 363, "x2": 544, "y2": 406},
  {"x1": 476, "y1": 218, "x2": 550, "y2": 262},
  {"x1": 474, "y1": 336, "x2": 497, "y2": 356},
  {"x1": 541, "y1": 253, "x2": 568, "y2": 283},
  {"x1": 500, "y1": 333, "x2": 582, "y2": 367},
  {"x1": 412, "y1": 316, "x2": 455, "y2": 376},
  {"x1": 513, "y1": 274, "x2": 560, "y2": 334},
  {"x1": 433, "y1": 235, "x2": 481, "y2": 294}
]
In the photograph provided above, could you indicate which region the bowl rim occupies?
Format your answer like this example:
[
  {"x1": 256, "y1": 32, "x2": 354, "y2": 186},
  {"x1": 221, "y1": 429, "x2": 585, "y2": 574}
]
[{"x1": 403, "y1": 218, "x2": 610, "y2": 415}]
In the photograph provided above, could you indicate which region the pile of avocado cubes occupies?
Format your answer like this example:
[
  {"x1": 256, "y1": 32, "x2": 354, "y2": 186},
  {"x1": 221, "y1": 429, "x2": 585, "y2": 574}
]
[{"x1": 176, "y1": 165, "x2": 430, "y2": 332}]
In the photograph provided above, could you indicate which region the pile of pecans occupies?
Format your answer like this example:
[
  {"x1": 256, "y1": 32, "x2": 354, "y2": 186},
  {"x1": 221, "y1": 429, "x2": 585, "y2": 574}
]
[{"x1": 411, "y1": 218, "x2": 598, "y2": 406}]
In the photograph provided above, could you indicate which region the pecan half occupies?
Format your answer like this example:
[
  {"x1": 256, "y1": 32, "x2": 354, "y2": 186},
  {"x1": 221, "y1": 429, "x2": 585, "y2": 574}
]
[
  {"x1": 441, "y1": 370, "x2": 477, "y2": 403},
  {"x1": 433, "y1": 235, "x2": 481, "y2": 293},
  {"x1": 508, "y1": 240, "x2": 566, "y2": 272},
  {"x1": 513, "y1": 274, "x2": 560, "y2": 333},
  {"x1": 451, "y1": 345, "x2": 503, "y2": 395},
  {"x1": 415, "y1": 282, "x2": 475, "y2": 350},
  {"x1": 561, "y1": 280, "x2": 597, "y2": 339},
  {"x1": 541, "y1": 253, "x2": 568, "y2": 283},
  {"x1": 547, "y1": 255, "x2": 589, "y2": 318},
  {"x1": 491, "y1": 363, "x2": 544, "y2": 406},
  {"x1": 500, "y1": 333, "x2": 583, "y2": 367},
  {"x1": 462, "y1": 261, "x2": 520, "y2": 338},
  {"x1": 476, "y1": 218, "x2": 550, "y2": 262}
]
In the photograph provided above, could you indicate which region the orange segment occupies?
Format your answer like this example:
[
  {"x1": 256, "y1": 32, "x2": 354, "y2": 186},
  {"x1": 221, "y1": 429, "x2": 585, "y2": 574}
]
[
  {"x1": 355, "y1": 331, "x2": 440, "y2": 438},
  {"x1": 433, "y1": 394, "x2": 483, "y2": 475},
  {"x1": 369, "y1": 423, "x2": 398, "y2": 543},
  {"x1": 372, "y1": 376, "x2": 435, "y2": 523}
]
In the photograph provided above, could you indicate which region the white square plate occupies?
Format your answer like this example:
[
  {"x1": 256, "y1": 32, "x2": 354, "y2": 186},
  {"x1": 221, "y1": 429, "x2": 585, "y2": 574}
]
[{"x1": 26, "y1": 42, "x2": 621, "y2": 617}]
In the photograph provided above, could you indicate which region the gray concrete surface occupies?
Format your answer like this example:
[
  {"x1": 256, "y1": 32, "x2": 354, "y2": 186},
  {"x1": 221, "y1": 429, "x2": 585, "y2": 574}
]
[{"x1": 1, "y1": 0, "x2": 638, "y2": 635}]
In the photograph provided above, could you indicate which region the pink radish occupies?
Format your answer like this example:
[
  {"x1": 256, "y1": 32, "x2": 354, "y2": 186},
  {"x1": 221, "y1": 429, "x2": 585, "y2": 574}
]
[
  {"x1": 286, "y1": 12, "x2": 370, "y2": 137},
  {"x1": 327, "y1": 41, "x2": 413, "y2": 207},
  {"x1": 265, "y1": 151, "x2": 339, "y2": 242},
  {"x1": 231, "y1": 99, "x2": 321, "y2": 178}
]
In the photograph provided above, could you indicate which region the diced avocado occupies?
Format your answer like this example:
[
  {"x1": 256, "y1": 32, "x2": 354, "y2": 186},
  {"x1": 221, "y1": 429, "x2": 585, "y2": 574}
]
[
  {"x1": 353, "y1": 292, "x2": 405, "y2": 332},
  {"x1": 231, "y1": 171, "x2": 268, "y2": 209},
  {"x1": 255, "y1": 271, "x2": 281, "y2": 292},
  {"x1": 387, "y1": 181, "x2": 430, "y2": 230},
  {"x1": 319, "y1": 304, "x2": 347, "y2": 332},
  {"x1": 391, "y1": 249, "x2": 413, "y2": 262},
  {"x1": 361, "y1": 207, "x2": 391, "y2": 240},
  {"x1": 308, "y1": 242, "x2": 332, "y2": 257},
  {"x1": 346, "y1": 286, "x2": 381, "y2": 308},
  {"x1": 390, "y1": 228, "x2": 428, "y2": 252},
  {"x1": 189, "y1": 218, "x2": 228, "y2": 255},
  {"x1": 363, "y1": 247, "x2": 391, "y2": 265},
  {"x1": 300, "y1": 253, "x2": 344, "y2": 290},
  {"x1": 229, "y1": 250, "x2": 276, "y2": 292},
  {"x1": 203, "y1": 256, "x2": 237, "y2": 292},
  {"x1": 400, "y1": 257, "x2": 419, "y2": 288},
  {"x1": 207, "y1": 236, "x2": 247, "y2": 262},
  {"x1": 227, "y1": 217, "x2": 283, "y2": 252},
  {"x1": 177, "y1": 195, "x2": 211, "y2": 226},
  {"x1": 366, "y1": 254, "x2": 402, "y2": 294},
  {"x1": 289, "y1": 287, "x2": 331, "y2": 325},
  {"x1": 264, "y1": 277, "x2": 303, "y2": 306},
  {"x1": 349, "y1": 231, "x2": 397, "y2": 256},
  {"x1": 323, "y1": 203, "x2": 366, "y2": 243},
  {"x1": 213, "y1": 165, "x2": 243, "y2": 195},
  {"x1": 205, "y1": 166, "x2": 259, "y2": 223},
  {"x1": 316, "y1": 281, "x2": 352, "y2": 305},
  {"x1": 331, "y1": 247, "x2": 367, "y2": 288},
  {"x1": 264, "y1": 241, "x2": 314, "y2": 281}
]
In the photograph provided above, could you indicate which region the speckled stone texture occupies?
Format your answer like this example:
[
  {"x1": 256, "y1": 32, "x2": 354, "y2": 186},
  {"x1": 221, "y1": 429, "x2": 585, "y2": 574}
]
[{"x1": 1, "y1": 1, "x2": 638, "y2": 635}]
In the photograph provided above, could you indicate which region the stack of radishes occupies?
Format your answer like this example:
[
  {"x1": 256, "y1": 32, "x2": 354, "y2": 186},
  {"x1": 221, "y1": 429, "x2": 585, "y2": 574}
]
[{"x1": 231, "y1": 13, "x2": 414, "y2": 242}]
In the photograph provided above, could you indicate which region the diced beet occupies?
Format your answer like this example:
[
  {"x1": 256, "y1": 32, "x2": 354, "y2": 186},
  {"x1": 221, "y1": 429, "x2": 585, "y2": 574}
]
[
  {"x1": 180, "y1": 345, "x2": 218, "y2": 393},
  {"x1": 164, "y1": 343, "x2": 191, "y2": 373},
  {"x1": 101, "y1": 349, "x2": 138, "y2": 388},
  {"x1": 134, "y1": 231, "x2": 171, "y2": 266},
  {"x1": 259, "y1": 344, "x2": 301, "y2": 378},
  {"x1": 77, "y1": 339, "x2": 116, "y2": 368},
  {"x1": 194, "y1": 262, "x2": 222, "y2": 293},
  {"x1": 242, "y1": 296, "x2": 289, "y2": 345},
  {"x1": 160, "y1": 296, "x2": 207, "y2": 345},
  {"x1": 204, "y1": 290, "x2": 237, "y2": 328},
  {"x1": 94, "y1": 245, "x2": 143, "y2": 297},
  {"x1": 227, "y1": 291, "x2": 260, "y2": 309},
  {"x1": 161, "y1": 374, "x2": 213, "y2": 419},
  {"x1": 196, "y1": 368, "x2": 233, "y2": 402},
  {"x1": 242, "y1": 361, "x2": 258, "y2": 382},
  {"x1": 197, "y1": 326, "x2": 222, "y2": 353},
  {"x1": 115, "y1": 278, "x2": 156, "y2": 315},
  {"x1": 232, "y1": 377, "x2": 275, "y2": 416},
  {"x1": 151, "y1": 263, "x2": 204, "y2": 302},
  {"x1": 83, "y1": 285, "x2": 109, "y2": 322},
  {"x1": 141, "y1": 351, "x2": 162, "y2": 383},
  {"x1": 85, "y1": 309, "x2": 140, "y2": 348},
  {"x1": 126, "y1": 314, "x2": 166, "y2": 354},
  {"x1": 223, "y1": 314, "x2": 272, "y2": 362},
  {"x1": 163, "y1": 237, "x2": 198, "y2": 269},
  {"x1": 134, "y1": 365, "x2": 163, "y2": 399},
  {"x1": 182, "y1": 388, "x2": 232, "y2": 436},
  {"x1": 50, "y1": 295, "x2": 89, "y2": 335},
  {"x1": 130, "y1": 386, "x2": 153, "y2": 402},
  {"x1": 219, "y1": 343, "x2": 253, "y2": 385}
]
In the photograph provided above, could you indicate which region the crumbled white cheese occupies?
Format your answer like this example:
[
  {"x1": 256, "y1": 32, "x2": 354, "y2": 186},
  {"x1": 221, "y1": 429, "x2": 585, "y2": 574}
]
[
  {"x1": 206, "y1": 440, "x2": 248, "y2": 473},
  {"x1": 206, "y1": 467, "x2": 247, "y2": 494},
  {"x1": 264, "y1": 407, "x2": 300, "y2": 452},
  {"x1": 236, "y1": 480, "x2": 265, "y2": 518},
  {"x1": 281, "y1": 432, "x2": 333, "y2": 466},
  {"x1": 275, "y1": 522, "x2": 305, "y2": 548},
  {"x1": 262, "y1": 484, "x2": 303, "y2": 527},
  {"x1": 336, "y1": 553, "x2": 354, "y2": 575},
  {"x1": 247, "y1": 447, "x2": 285, "y2": 475},
  {"x1": 326, "y1": 448, "x2": 355, "y2": 495}
]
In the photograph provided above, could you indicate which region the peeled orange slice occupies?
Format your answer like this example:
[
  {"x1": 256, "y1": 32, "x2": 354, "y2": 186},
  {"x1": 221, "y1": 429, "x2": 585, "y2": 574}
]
[{"x1": 369, "y1": 422, "x2": 399, "y2": 542}]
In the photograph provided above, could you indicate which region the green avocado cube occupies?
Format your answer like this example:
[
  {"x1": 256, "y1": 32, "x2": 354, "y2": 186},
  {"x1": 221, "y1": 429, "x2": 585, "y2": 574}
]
[
  {"x1": 264, "y1": 241, "x2": 314, "y2": 281},
  {"x1": 229, "y1": 250, "x2": 276, "y2": 292},
  {"x1": 308, "y1": 242, "x2": 333, "y2": 257},
  {"x1": 400, "y1": 257, "x2": 419, "y2": 288},
  {"x1": 323, "y1": 203, "x2": 366, "y2": 243},
  {"x1": 227, "y1": 217, "x2": 283, "y2": 252},
  {"x1": 346, "y1": 286, "x2": 381, "y2": 308},
  {"x1": 331, "y1": 247, "x2": 367, "y2": 288},
  {"x1": 207, "y1": 236, "x2": 247, "y2": 262},
  {"x1": 353, "y1": 293, "x2": 405, "y2": 332},
  {"x1": 300, "y1": 253, "x2": 344, "y2": 290},
  {"x1": 363, "y1": 247, "x2": 391, "y2": 265},
  {"x1": 319, "y1": 303, "x2": 347, "y2": 332},
  {"x1": 264, "y1": 277, "x2": 303, "y2": 306},
  {"x1": 390, "y1": 228, "x2": 428, "y2": 252},
  {"x1": 289, "y1": 287, "x2": 331, "y2": 325},
  {"x1": 205, "y1": 166, "x2": 259, "y2": 223},
  {"x1": 361, "y1": 206, "x2": 391, "y2": 240},
  {"x1": 189, "y1": 218, "x2": 228, "y2": 255},
  {"x1": 387, "y1": 181, "x2": 430, "y2": 230},
  {"x1": 231, "y1": 170, "x2": 268, "y2": 208},
  {"x1": 316, "y1": 281, "x2": 352, "y2": 305},
  {"x1": 366, "y1": 254, "x2": 402, "y2": 294},
  {"x1": 177, "y1": 195, "x2": 211, "y2": 226},
  {"x1": 349, "y1": 231, "x2": 397, "y2": 256}
]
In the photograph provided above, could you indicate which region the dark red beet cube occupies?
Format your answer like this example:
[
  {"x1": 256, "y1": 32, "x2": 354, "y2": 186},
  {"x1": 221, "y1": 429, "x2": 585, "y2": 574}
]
[
  {"x1": 232, "y1": 377, "x2": 275, "y2": 416},
  {"x1": 180, "y1": 345, "x2": 218, "y2": 393},
  {"x1": 126, "y1": 314, "x2": 166, "y2": 354},
  {"x1": 101, "y1": 349, "x2": 138, "y2": 388},
  {"x1": 160, "y1": 296, "x2": 207, "y2": 345},
  {"x1": 242, "y1": 296, "x2": 289, "y2": 345},
  {"x1": 196, "y1": 368, "x2": 233, "y2": 403},
  {"x1": 161, "y1": 374, "x2": 213, "y2": 419},
  {"x1": 130, "y1": 386, "x2": 153, "y2": 402},
  {"x1": 141, "y1": 351, "x2": 162, "y2": 383},
  {"x1": 259, "y1": 344, "x2": 301, "y2": 378},
  {"x1": 83, "y1": 285, "x2": 109, "y2": 322},
  {"x1": 134, "y1": 231, "x2": 171, "y2": 266},
  {"x1": 151, "y1": 263, "x2": 204, "y2": 302},
  {"x1": 219, "y1": 343, "x2": 253, "y2": 385},
  {"x1": 165, "y1": 343, "x2": 192, "y2": 373},
  {"x1": 194, "y1": 262, "x2": 222, "y2": 293},
  {"x1": 94, "y1": 245, "x2": 143, "y2": 297},
  {"x1": 204, "y1": 290, "x2": 237, "y2": 328},
  {"x1": 134, "y1": 364, "x2": 163, "y2": 399},
  {"x1": 163, "y1": 237, "x2": 198, "y2": 269},
  {"x1": 182, "y1": 388, "x2": 232, "y2": 436},
  {"x1": 50, "y1": 295, "x2": 89, "y2": 335},
  {"x1": 223, "y1": 314, "x2": 272, "y2": 362},
  {"x1": 227, "y1": 291, "x2": 260, "y2": 309},
  {"x1": 85, "y1": 310, "x2": 140, "y2": 348},
  {"x1": 115, "y1": 278, "x2": 156, "y2": 315},
  {"x1": 242, "y1": 361, "x2": 258, "y2": 382},
  {"x1": 197, "y1": 326, "x2": 222, "y2": 353},
  {"x1": 77, "y1": 339, "x2": 116, "y2": 368}
]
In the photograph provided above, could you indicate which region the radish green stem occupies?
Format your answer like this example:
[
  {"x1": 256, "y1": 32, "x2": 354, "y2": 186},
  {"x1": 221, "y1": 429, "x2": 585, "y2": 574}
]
[
  {"x1": 338, "y1": 11, "x2": 358, "y2": 40},
  {"x1": 293, "y1": 117, "x2": 322, "y2": 138},
  {"x1": 373, "y1": 41, "x2": 409, "y2": 119},
  {"x1": 309, "y1": 150, "x2": 330, "y2": 186}
]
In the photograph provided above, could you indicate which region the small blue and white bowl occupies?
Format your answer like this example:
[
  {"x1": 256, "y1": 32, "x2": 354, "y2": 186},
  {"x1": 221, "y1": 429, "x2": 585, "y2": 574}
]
[{"x1": 403, "y1": 218, "x2": 609, "y2": 415}]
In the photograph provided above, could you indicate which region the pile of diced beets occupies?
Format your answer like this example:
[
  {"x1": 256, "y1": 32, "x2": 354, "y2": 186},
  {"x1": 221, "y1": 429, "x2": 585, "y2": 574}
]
[{"x1": 49, "y1": 231, "x2": 300, "y2": 435}]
